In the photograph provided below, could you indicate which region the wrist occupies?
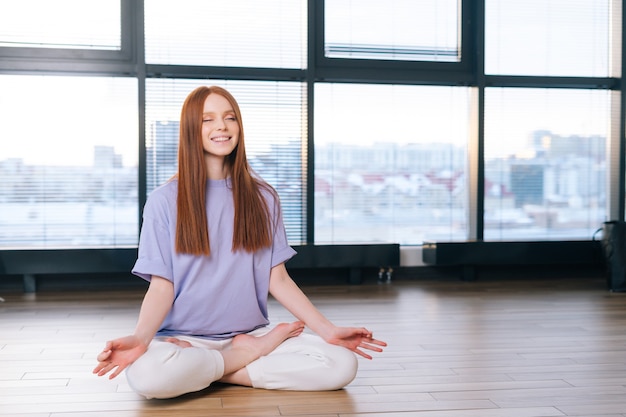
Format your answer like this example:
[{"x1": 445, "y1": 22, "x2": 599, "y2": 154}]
[
  {"x1": 133, "y1": 331, "x2": 154, "y2": 348},
  {"x1": 316, "y1": 323, "x2": 337, "y2": 342}
]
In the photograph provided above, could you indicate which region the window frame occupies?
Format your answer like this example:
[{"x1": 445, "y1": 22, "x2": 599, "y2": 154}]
[
  {"x1": 0, "y1": 0, "x2": 136, "y2": 74},
  {"x1": 314, "y1": 0, "x2": 476, "y2": 85}
]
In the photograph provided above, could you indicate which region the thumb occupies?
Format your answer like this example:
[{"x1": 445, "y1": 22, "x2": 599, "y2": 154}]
[{"x1": 97, "y1": 349, "x2": 112, "y2": 362}]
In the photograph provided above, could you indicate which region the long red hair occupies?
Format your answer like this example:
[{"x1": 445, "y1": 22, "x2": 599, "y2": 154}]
[{"x1": 175, "y1": 86, "x2": 272, "y2": 256}]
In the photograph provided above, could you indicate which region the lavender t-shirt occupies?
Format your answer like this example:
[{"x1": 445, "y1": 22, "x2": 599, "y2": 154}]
[{"x1": 131, "y1": 178, "x2": 297, "y2": 340}]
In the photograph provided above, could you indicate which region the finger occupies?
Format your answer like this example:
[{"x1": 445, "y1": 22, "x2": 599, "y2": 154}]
[
  {"x1": 109, "y1": 364, "x2": 127, "y2": 379},
  {"x1": 368, "y1": 338, "x2": 388, "y2": 347},
  {"x1": 101, "y1": 340, "x2": 115, "y2": 352},
  {"x1": 97, "y1": 362, "x2": 117, "y2": 377},
  {"x1": 363, "y1": 338, "x2": 387, "y2": 348},
  {"x1": 92, "y1": 363, "x2": 105, "y2": 374},
  {"x1": 93, "y1": 365, "x2": 108, "y2": 376},
  {"x1": 96, "y1": 349, "x2": 112, "y2": 362},
  {"x1": 361, "y1": 343, "x2": 384, "y2": 353},
  {"x1": 353, "y1": 348, "x2": 373, "y2": 360},
  {"x1": 357, "y1": 328, "x2": 373, "y2": 337},
  {"x1": 93, "y1": 360, "x2": 113, "y2": 374}
]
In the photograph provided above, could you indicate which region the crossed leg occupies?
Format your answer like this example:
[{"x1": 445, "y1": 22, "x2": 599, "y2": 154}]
[{"x1": 165, "y1": 321, "x2": 305, "y2": 386}]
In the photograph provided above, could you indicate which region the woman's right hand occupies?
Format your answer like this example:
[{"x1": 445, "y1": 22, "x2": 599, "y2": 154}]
[
  {"x1": 94, "y1": 276, "x2": 174, "y2": 379},
  {"x1": 93, "y1": 335, "x2": 149, "y2": 379}
]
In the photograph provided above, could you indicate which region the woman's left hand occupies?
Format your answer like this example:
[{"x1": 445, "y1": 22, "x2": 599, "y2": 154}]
[{"x1": 325, "y1": 327, "x2": 387, "y2": 359}]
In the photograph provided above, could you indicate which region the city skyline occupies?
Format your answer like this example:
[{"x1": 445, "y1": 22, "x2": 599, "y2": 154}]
[{"x1": 0, "y1": 126, "x2": 607, "y2": 246}]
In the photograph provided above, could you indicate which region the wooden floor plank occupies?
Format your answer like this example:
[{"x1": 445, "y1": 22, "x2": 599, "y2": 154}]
[
  {"x1": 339, "y1": 407, "x2": 567, "y2": 417},
  {"x1": 1, "y1": 276, "x2": 625, "y2": 417}
]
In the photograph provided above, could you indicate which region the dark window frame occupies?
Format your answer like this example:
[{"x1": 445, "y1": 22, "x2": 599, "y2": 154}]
[{"x1": 0, "y1": 0, "x2": 136, "y2": 74}]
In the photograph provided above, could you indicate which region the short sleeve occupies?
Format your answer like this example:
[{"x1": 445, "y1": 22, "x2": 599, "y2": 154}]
[
  {"x1": 131, "y1": 191, "x2": 175, "y2": 282},
  {"x1": 268, "y1": 191, "x2": 297, "y2": 268}
]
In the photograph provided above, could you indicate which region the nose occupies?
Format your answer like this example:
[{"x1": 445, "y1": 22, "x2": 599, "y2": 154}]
[{"x1": 215, "y1": 118, "x2": 227, "y2": 130}]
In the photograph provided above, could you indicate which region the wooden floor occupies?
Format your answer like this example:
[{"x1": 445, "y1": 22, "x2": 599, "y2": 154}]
[{"x1": 1, "y1": 275, "x2": 626, "y2": 417}]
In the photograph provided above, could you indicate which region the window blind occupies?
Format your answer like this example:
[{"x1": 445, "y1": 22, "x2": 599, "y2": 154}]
[
  {"x1": 145, "y1": 79, "x2": 307, "y2": 244},
  {"x1": 485, "y1": 0, "x2": 613, "y2": 77},
  {"x1": 145, "y1": 0, "x2": 306, "y2": 68},
  {"x1": 0, "y1": 0, "x2": 121, "y2": 50},
  {"x1": 324, "y1": 0, "x2": 459, "y2": 62}
]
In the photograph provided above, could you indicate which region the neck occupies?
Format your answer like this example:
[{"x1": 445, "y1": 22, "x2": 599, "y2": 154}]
[{"x1": 205, "y1": 154, "x2": 229, "y2": 180}]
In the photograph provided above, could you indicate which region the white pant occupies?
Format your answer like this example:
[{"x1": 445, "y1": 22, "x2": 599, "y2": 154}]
[{"x1": 125, "y1": 329, "x2": 358, "y2": 399}]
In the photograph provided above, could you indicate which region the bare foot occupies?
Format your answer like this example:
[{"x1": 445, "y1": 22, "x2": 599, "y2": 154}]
[
  {"x1": 165, "y1": 337, "x2": 193, "y2": 348},
  {"x1": 232, "y1": 321, "x2": 304, "y2": 358}
]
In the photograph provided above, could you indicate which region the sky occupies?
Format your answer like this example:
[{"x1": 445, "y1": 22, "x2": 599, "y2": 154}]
[{"x1": 0, "y1": 75, "x2": 138, "y2": 167}]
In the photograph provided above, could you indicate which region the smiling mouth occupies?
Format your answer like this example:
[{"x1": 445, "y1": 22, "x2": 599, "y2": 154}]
[{"x1": 211, "y1": 136, "x2": 231, "y2": 142}]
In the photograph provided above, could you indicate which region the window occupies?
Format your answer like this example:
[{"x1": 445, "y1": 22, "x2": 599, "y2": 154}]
[
  {"x1": 314, "y1": 83, "x2": 470, "y2": 244},
  {"x1": 324, "y1": 0, "x2": 460, "y2": 62},
  {"x1": 0, "y1": 75, "x2": 138, "y2": 248},
  {"x1": 145, "y1": 0, "x2": 307, "y2": 68},
  {"x1": 145, "y1": 79, "x2": 307, "y2": 244},
  {"x1": 0, "y1": 1, "x2": 621, "y2": 255},
  {"x1": 0, "y1": 0, "x2": 121, "y2": 50},
  {"x1": 485, "y1": 0, "x2": 614, "y2": 77},
  {"x1": 484, "y1": 88, "x2": 609, "y2": 240}
]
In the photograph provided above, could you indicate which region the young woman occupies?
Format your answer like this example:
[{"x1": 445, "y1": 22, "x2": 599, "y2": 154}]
[{"x1": 93, "y1": 86, "x2": 386, "y2": 399}]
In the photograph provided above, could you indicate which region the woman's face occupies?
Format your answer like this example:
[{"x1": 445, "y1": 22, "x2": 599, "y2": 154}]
[{"x1": 201, "y1": 93, "x2": 240, "y2": 160}]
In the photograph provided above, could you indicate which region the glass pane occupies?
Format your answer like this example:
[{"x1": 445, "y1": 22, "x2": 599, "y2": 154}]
[
  {"x1": 325, "y1": 0, "x2": 459, "y2": 62},
  {"x1": 145, "y1": 0, "x2": 306, "y2": 68},
  {"x1": 484, "y1": 88, "x2": 608, "y2": 240},
  {"x1": 0, "y1": 75, "x2": 138, "y2": 248},
  {"x1": 0, "y1": 1, "x2": 121, "y2": 50},
  {"x1": 146, "y1": 79, "x2": 307, "y2": 244},
  {"x1": 314, "y1": 83, "x2": 470, "y2": 244},
  {"x1": 485, "y1": 0, "x2": 612, "y2": 76}
]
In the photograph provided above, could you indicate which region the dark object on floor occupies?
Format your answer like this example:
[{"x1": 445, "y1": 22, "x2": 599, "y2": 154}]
[{"x1": 599, "y1": 220, "x2": 626, "y2": 292}]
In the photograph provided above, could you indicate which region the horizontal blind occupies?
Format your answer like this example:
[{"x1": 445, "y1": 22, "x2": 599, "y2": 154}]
[
  {"x1": 0, "y1": 0, "x2": 121, "y2": 50},
  {"x1": 145, "y1": 79, "x2": 307, "y2": 244},
  {"x1": 0, "y1": 75, "x2": 138, "y2": 248},
  {"x1": 484, "y1": 88, "x2": 609, "y2": 240},
  {"x1": 325, "y1": 0, "x2": 459, "y2": 62},
  {"x1": 314, "y1": 83, "x2": 470, "y2": 244},
  {"x1": 145, "y1": 0, "x2": 306, "y2": 68},
  {"x1": 485, "y1": 0, "x2": 613, "y2": 76}
]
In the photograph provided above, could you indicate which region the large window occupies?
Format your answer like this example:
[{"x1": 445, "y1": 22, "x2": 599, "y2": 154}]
[
  {"x1": 484, "y1": 88, "x2": 609, "y2": 240},
  {"x1": 0, "y1": 0, "x2": 121, "y2": 50},
  {"x1": 0, "y1": 0, "x2": 622, "y2": 251},
  {"x1": 314, "y1": 83, "x2": 470, "y2": 244},
  {"x1": 145, "y1": 0, "x2": 307, "y2": 68},
  {"x1": 485, "y1": 0, "x2": 615, "y2": 77},
  {"x1": 481, "y1": 0, "x2": 617, "y2": 242},
  {"x1": 324, "y1": 0, "x2": 460, "y2": 62},
  {"x1": 0, "y1": 75, "x2": 138, "y2": 248}
]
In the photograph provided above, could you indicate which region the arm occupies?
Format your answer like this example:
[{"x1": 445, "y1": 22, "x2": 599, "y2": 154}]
[
  {"x1": 268, "y1": 263, "x2": 386, "y2": 359},
  {"x1": 93, "y1": 275, "x2": 174, "y2": 379},
  {"x1": 132, "y1": 275, "x2": 175, "y2": 346}
]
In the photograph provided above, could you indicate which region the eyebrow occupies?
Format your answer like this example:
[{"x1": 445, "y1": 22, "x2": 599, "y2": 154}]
[{"x1": 202, "y1": 110, "x2": 235, "y2": 116}]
